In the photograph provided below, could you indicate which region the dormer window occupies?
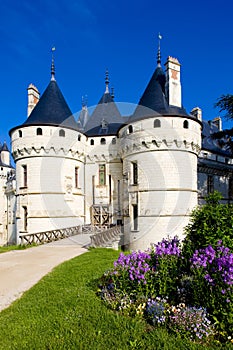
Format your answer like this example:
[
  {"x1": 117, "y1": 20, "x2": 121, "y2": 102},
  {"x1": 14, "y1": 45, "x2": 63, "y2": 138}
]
[
  {"x1": 59, "y1": 129, "x2": 65, "y2": 137},
  {"x1": 154, "y1": 119, "x2": 161, "y2": 128},
  {"x1": 183, "y1": 120, "x2": 189, "y2": 129},
  {"x1": 101, "y1": 119, "x2": 108, "y2": 129},
  {"x1": 36, "y1": 128, "x2": 42, "y2": 135}
]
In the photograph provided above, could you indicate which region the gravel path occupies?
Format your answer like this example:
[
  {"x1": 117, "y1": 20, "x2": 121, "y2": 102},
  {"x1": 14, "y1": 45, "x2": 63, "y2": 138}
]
[{"x1": 0, "y1": 234, "x2": 90, "y2": 312}]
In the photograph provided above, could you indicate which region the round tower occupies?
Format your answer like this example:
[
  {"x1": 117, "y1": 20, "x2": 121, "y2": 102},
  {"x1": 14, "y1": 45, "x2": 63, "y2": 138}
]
[
  {"x1": 9, "y1": 59, "x2": 85, "y2": 240},
  {"x1": 119, "y1": 43, "x2": 202, "y2": 250}
]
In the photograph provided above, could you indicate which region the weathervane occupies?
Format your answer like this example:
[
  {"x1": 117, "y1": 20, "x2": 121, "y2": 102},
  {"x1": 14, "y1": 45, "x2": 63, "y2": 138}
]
[
  {"x1": 105, "y1": 68, "x2": 109, "y2": 93},
  {"x1": 157, "y1": 33, "x2": 162, "y2": 66},
  {"x1": 51, "y1": 47, "x2": 56, "y2": 81}
]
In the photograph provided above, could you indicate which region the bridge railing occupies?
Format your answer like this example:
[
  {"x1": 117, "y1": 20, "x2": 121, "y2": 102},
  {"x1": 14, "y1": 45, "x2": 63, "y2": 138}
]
[
  {"x1": 19, "y1": 224, "x2": 122, "y2": 248},
  {"x1": 19, "y1": 226, "x2": 81, "y2": 245},
  {"x1": 90, "y1": 226, "x2": 122, "y2": 249}
]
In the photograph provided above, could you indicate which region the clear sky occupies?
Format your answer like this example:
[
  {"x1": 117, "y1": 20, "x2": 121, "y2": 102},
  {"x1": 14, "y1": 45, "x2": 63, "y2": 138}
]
[{"x1": 1, "y1": 0, "x2": 233, "y2": 146}]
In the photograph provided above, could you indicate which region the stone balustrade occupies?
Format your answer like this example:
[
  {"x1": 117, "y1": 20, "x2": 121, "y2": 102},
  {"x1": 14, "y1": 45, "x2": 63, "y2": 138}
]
[{"x1": 90, "y1": 226, "x2": 122, "y2": 249}]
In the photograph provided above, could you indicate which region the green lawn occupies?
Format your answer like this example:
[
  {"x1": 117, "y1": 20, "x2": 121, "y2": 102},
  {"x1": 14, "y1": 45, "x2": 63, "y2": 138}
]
[
  {"x1": 0, "y1": 248, "x2": 231, "y2": 350},
  {"x1": 0, "y1": 244, "x2": 37, "y2": 254}
]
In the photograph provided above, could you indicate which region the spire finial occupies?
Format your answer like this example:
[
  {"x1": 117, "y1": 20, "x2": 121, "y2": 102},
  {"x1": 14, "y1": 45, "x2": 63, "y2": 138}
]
[
  {"x1": 157, "y1": 33, "x2": 162, "y2": 66},
  {"x1": 51, "y1": 47, "x2": 56, "y2": 81},
  {"x1": 105, "y1": 68, "x2": 109, "y2": 93}
]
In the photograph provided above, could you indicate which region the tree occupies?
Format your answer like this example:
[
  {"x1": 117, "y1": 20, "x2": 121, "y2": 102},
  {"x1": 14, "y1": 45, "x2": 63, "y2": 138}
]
[{"x1": 213, "y1": 94, "x2": 233, "y2": 153}]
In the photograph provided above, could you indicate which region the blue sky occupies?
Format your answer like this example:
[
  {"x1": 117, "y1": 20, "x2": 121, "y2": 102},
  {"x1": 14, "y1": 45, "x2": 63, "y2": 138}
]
[{"x1": 1, "y1": 0, "x2": 233, "y2": 145}]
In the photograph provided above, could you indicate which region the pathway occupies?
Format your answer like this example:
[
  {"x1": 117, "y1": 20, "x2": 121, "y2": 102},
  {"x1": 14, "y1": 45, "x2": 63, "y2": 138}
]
[{"x1": 0, "y1": 234, "x2": 91, "y2": 312}]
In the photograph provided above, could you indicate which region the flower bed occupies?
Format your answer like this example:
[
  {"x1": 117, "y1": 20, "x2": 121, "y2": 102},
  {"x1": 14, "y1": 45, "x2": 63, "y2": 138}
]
[{"x1": 97, "y1": 237, "x2": 233, "y2": 345}]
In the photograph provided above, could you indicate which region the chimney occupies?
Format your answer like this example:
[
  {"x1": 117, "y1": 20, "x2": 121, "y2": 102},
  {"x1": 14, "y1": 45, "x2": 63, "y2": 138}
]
[
  {"x1": 212, "y1": 117, "x2": 222, "y2": 131},
  {"x1": 27, "y1": 84, "x2": 40, "y2": 117},
  {"x1": 165, "y1": 56, "x2": 182, "y2": 108},
  {"x1": 191, "y1": 107, "x2": 202, "y2": 121}
]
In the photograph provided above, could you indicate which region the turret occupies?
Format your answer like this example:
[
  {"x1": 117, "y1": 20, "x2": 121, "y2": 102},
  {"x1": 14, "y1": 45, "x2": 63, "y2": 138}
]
[
  {"x1": 1, "y1": 142, "x2": 10, "y2": 166},
  {"x1": 9, "y1": 54, "x2": 85, "y2": 239},
  {"x1": 119, "y1": 38, "x2": 202, "y2": 250}
]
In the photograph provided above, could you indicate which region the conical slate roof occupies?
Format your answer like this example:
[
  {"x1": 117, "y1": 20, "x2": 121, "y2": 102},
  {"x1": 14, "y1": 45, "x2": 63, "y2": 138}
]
[
  {"x1": 23, "y1": 79, "x2": 78, "y2": 130},
  {"x1": 1, "y1": 141, "x2": 10, "y2": 152},
  {"x1": 131, "y1": 61, "x2": 189, "y2": 122},
  {"x1": 84, "y1": 72, "x2": 124, "y2": 136}
]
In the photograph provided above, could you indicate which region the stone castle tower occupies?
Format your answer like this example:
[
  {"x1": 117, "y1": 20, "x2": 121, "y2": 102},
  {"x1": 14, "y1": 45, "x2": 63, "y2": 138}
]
[
  {"x1": 9, "y1": 61, "x2": 85, "y2": 239},
  {"x1": 119, "y1": 51, "x2": 202, "y2": 249}
]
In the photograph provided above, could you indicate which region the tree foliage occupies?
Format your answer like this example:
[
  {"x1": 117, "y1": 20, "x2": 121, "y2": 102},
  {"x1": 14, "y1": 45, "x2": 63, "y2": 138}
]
[
  {"x1": 213, "y1": 94, "x2": 233, "y2": 153},
  {"x1": 214, "y1": 94, "x2": 233, "y2": 119},
  {"x1": 182, "y1": 191, "x2": 233, "y2": 261}
]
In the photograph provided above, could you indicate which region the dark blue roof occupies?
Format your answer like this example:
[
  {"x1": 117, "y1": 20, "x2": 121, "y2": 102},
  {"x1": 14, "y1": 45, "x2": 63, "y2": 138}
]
[
  {"x1": 83, "y1": 92, "x2": 124, "y2": 136},
  {"x1": 1, "y1": 142, "x2": 9, "y2": 152},
  {"x1": 22, "y1": 80, "x2": 78, "y2": 130},
  {"x1": 201, "y1": 120, "x2": 231, "y2": 156},
  {"x1": 130, "y1": 65, "x2": 189, "y2": 121}
]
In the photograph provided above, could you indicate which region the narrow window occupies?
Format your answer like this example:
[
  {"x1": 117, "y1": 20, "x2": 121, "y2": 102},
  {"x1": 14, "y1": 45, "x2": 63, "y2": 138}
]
[
  {"x1": 22, "y1": 165, "x2": 27, "y2": 187},
  {"x1": 99, "y1": 164, "x2": 106, "y2": 185},
  {"x1": 132, "y1": 205, "x2": 138, "y2": 230},
  {"x1": 75, "y1": 167, "x2": 79, "y2": 188},
  {"x1": 132, "y1": 162, "x2": 138, "y2": 185},
  {"x1": 59, "y1": 129, "x2": 65, "y2": 137},
  {"x1": 109, "y1": 175, "x2": 112, "y2": 204},
  {"x1": 100, "y1": 138, "x2": 106, "y2": 145},
  {"x1": 112, "y1": 138, "x2": 116, "y2": 144},
  {"x1": 183, "y1": 120, "x2": 189, "y2": 129},
  {"x1": 90, "y1": 139, "x2": 94, "y2": 145},
  {"x1": 128, "y1": 125, "x2": 133, "y2": 134},
  {"x1": 19, "y1": 130, "x2": 22, "y2": 138},
  {"x1": 78, "y1": 134, "x2": 81, "y2": 141},
  {"x1": 154, "y1": 119, "x2": 161, "y2": 128},
  {"x1": 207, "y1": 175, "x2": 214, "y2": 194},
  {"x1": 23, "y1": 206, "x2": 28, "y2": 231},
  {"x1": 36, "y1": 128, "x2": 42, "y2": 135}
]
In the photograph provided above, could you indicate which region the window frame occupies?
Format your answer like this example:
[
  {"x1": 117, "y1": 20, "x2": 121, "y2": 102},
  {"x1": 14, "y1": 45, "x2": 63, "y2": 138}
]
[{"x1": 99, "y1": 164, "x2": 106, "y2": 186}]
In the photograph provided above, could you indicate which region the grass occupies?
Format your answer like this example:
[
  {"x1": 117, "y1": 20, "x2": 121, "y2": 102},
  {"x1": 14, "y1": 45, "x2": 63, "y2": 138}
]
[
  {"x1": 0, "y1": 245, "x2": 28, "y2": 254},
  {"x1": 0, "y1": 248, "x2": 232, "y2": 349},
  {"x1": 0, "y1": 243, "x2": 38, "y2": 254}
]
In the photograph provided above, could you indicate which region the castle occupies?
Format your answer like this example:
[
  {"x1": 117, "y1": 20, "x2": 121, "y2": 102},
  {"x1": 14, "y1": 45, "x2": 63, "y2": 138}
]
[{"x1": 1, "y1": 45, "x2": 233, "y2": 249}]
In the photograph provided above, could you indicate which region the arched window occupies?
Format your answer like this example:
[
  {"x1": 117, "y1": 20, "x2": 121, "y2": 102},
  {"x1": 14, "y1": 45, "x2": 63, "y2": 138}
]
[
  {"x1": 78, "y1": 134, "x2": 81, "y2": 141},
  {"x1": 36, "y1": 128, "x2": 42, "y2": 136},
  {"x1": 59, "y1": 129, "x2": 65, "y2": 137},
  {"x1": 112, "y1": 138, "x2": 116, "y2": 145},
  {"x1": 128, "y1": 125, "x2": 133, "y2": 134},
  {"x1": 18, "y1": 130, "x2": 22, "y2": 138},
  {"x1": 100, "y1": 138, "x2": 106, "y2": 145},
  {"x1": 183, "y1": 120, "x2": 189, "y2": 129},
  {"x1": 90, "y1": 139, "x2": 94, "y2": 145},
  {"x1": 154, "y1": 119, "x2": 161, "y2": 128}
]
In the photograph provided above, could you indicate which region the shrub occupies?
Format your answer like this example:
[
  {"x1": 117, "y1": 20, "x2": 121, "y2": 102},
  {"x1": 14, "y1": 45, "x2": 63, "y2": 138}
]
[
  {"x1": 190, "y1": 241, "x2": 233, "y2": 339},
  {"x1": 182, "y1": 191, "x2": 233, "y2": 262}
]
